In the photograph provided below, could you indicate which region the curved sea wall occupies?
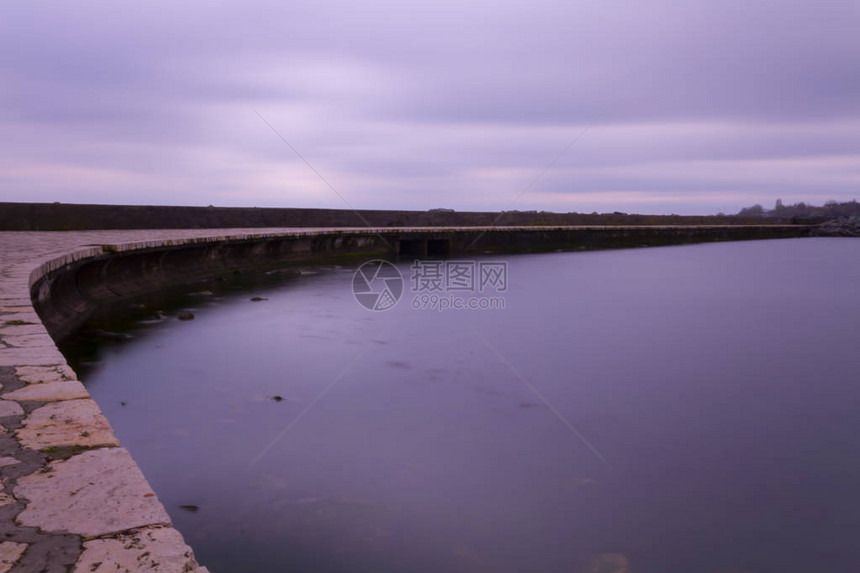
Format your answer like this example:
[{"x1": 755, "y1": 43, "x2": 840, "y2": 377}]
[
  {"x1": 0, "y1": 224, "x2": 812, "y2": 571},
  {"x1": 31, "y1": 228, "x2": 389, "y2": 341},
  {"x1": 30, "y1": 225, "x2": 812, "y2": 341}
]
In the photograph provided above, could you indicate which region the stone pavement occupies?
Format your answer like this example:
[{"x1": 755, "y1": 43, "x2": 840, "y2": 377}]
[{"x1": 0, "y1": 229, "x2": 315, "y2": 573}]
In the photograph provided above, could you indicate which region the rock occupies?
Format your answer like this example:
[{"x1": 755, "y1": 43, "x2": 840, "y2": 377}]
[
  {"x1": 812, "y1": 216, "x2": 860, "y2": 237},
  {"x1": 15, "y1": 448, "x2": 171, "y2": 538},
  {"x1": 177, "y1": 312, "x2": 195, "y2": 321},
  {"x1": 1, "y1": 380, "x2": 89, "y2": 402},
  {"x1": 0, "y1": 333, "x2": 57, "y2": 348},
  {"x1": 0, "y1": 323, "x2": 49, "y2": 336},
  {"x1": 250, "y1": 296, "x2": 268, "y2": 302},
  {"x1": 0, "y1": 402, "x2": 24, "y2": 418},
  {"x1": 15, "y1": 364, "x2": 77, "y2": 383},
  {"x1": 74, "y1": 527, "x2": 200, "y2": 573},
  {"x1": 0, "y1": 345, "x2": 67, "y2": 366},
  {"x1": 0, "y1": 541, "x2": 28, "y2": 573},
  {"x1": 15, "y1": 399, "x2": 119, "y2": 450}
]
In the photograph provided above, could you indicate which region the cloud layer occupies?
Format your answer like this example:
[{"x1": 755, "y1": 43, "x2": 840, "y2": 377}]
[{"x1": 2, "y1": 0, "x2": 859, "y2": 214}]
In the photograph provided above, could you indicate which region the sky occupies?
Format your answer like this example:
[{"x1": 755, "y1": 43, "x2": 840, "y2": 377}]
[{"x1": 2, "y1": 1, "x2": 859, "y2": 215}]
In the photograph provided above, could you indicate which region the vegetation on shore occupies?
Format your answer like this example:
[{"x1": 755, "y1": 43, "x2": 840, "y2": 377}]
[{"x1": 736, "y1": 199, "x2": 860, "y2": 219}]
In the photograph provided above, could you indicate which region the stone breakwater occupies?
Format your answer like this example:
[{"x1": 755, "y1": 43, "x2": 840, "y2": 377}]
[
  {"x1": 0, "y1": 225, "x2": 813, "y2": 572},
  {"x1": 811, "y1": 216, "x2": 860, "y2": 237}
]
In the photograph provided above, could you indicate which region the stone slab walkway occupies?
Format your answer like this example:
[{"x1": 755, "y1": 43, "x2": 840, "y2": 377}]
[{"x1": 0, "y1": 229, "x2": 316, "y2": 573}]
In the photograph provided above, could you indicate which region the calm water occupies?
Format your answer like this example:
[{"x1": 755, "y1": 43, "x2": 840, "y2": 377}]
[{"x1": 66, "y1": 238, "x2": 860, "y2": 573}]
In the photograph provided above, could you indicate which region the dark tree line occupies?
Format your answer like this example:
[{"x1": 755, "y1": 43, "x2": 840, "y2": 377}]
[{"x1": 737, "y1": 199, "x2": 860, "y2": 219}]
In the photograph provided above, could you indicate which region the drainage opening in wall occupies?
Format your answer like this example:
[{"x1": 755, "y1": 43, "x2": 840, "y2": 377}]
[
  {"x1": 398, "y1": 239, "x2": 424, "y2": 256},
  {"x1": 427, "y1": 239, "x2": 450, "y2": 256},
  {"x1": 398, "y1": 239, "x2": 451, "y2": 257}
]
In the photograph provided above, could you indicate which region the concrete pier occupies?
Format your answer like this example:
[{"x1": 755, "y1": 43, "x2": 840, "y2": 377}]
[{"x1": 0, "y1": 224, "x2": 813, "y2": 571}]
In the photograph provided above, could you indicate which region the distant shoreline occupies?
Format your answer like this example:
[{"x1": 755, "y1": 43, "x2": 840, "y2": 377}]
[{"x1": 0, "y1": 201, "x2": 822, "y2": 231}]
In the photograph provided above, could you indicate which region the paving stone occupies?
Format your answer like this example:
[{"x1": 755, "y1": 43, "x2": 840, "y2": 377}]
[
  {"x1": 0, "y1": 300, "x2": 33, "y2": 308},
  {"x1": 0, "y1": 346, "x2": 67, "y2": 366},
  {"x1": 16, "y1": 399, "x2": 119, "y2": 450},
  {"x1": 2, "y1": 380, "x2": 89, "y2": 402},
  {"x1": 0, "y1": 402, "x2": 24, "y2": 418},
  {"x1": 15, "y1": 448, "x2": 170, "y2": 538},
  {"x1": 0, "y1": 313, "x2": 40, "y2": 324},
  {"x1": 0, "y1": 541, "x2": 28, "y2": 573},
  {"x1": 0, "y1": 306, "x2": 33, "y2": 315},
  {"x1": 74, "y1": 527, "x2": 201, "y2": 573},
  {"x1": 0, "y1": 324, "x2": 48, "y2": 337},
  {"x1": 15, "y1": 364, "x2": 77, "y2": 383},
  {"x1": 1, "y1": 334, "x2": 57, "y2": 348}
]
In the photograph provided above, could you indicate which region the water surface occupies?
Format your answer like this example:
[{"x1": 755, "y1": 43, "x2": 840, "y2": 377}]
[{"x1": 67, "y1": 238, "x2": 860, "y2": 573}]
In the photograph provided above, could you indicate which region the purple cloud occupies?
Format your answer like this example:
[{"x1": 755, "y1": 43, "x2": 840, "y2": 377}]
[{"x1": 1, "y1": 0, "x2": 858, "y2": 214}]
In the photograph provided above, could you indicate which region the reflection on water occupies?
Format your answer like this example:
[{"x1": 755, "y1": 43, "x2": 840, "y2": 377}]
[{"x1": 64, "y1": 238, "x2": 860, "y2": 573}]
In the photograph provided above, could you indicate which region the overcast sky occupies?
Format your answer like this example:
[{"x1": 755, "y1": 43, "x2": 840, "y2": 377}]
[{"x1": 2, "y1": 1, "x2": 859, "y2": 214}]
